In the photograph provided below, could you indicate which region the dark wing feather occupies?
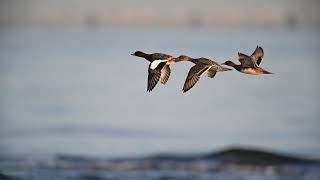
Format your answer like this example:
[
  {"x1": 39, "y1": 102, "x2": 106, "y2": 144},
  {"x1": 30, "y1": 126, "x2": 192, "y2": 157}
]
[
  {"x1": 147, "y1": 69, "x2": 161, "y2": 92},
  {"x1": 183, "y1": 63, "x2": 211, "y2": 93},
  {"x1": 160, "y1": 65, "x2": 171, "y2": 84},
  {"x1": 238, "y1": 52, "x2": 255, "y2": 67},
  {"x1": 250, "y1": 46, "x2": 264, "y2": 66}
]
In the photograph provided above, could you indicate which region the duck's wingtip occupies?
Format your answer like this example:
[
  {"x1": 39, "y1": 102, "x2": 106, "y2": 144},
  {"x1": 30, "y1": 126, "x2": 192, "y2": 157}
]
[{"x1": 182, "y1": 88, "x2": 190, "y2": 93}]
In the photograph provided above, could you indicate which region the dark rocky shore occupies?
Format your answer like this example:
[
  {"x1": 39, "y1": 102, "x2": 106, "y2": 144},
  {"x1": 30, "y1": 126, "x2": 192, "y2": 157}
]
[{"x1": 143, "y1": 147, "x2": 319, "y2": 165}]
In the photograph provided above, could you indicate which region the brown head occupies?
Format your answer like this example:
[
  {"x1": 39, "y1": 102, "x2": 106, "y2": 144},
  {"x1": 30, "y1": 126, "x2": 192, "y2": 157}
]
[
  {"x1": 131, "y1": 51, "x2": 147, "y2": 58},
  {"x1": 222, "y1": 60, "x2": 237, "y2": 67},
  {"x1": 175, "y1": 55, "x2": 192, "y2": 62}
]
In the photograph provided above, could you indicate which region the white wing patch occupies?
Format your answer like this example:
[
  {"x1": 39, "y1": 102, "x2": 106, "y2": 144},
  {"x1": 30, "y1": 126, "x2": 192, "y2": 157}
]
[{"x1": 150, "y1": 60, "x2": 168, "y2": 70}]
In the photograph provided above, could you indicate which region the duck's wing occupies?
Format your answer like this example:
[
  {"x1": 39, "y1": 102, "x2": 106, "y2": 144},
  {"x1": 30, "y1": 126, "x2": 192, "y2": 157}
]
[
  {"x1": 250, "y1": 46, "x2": 264, "y2": 66},
  {"x1": 147, "y1": 69, "x2": 161, "y2": 92},
  {"x1": 207, "y1": 69, "x2": 216, "y2": 78},
  {"x1": 238, "y1": 52, "x2": 256, "y2": 68},
  {"x1": 199, "y1": 58, "x2": 227, "y2": 72},
  {"x1": 160, "y1": 65, "x2": 171, "y2": 84},
  {"x1": 147, "y1": 61, "x2": 167, "y2": 92},
  {"x1": 183, "y1": 63, "x2": 211, "y2": 93},
  {"x1": 149, "y1": 59, "x2": 168, "y2": 70}
]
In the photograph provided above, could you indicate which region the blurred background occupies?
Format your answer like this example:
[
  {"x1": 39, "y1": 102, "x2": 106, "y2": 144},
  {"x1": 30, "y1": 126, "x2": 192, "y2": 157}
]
[{"x1": 0, "y1": 0, "x2": 320, "y2": 179}]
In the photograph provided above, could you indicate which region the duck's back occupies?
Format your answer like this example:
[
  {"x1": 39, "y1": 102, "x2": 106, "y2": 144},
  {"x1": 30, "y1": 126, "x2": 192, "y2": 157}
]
[
  {"x1": 198, "y1": 58, "x2": 224, "y2": 71},
  {"x1": 150, "y1": 53, "x2": 172, "y2": 61}
]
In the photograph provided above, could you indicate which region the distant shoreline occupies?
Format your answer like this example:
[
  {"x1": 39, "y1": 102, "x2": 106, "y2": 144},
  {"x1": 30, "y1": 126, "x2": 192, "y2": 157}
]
[
  {"x1": 1, "y1": 146, "x2": 320, "y2": 179},
  {"x1": 107, "y1": 146, "x2": 320, "y2": 166}
]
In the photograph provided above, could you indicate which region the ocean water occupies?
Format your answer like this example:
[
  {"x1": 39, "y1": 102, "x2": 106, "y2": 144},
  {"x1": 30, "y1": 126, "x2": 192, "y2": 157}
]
[{"x1": 0, "y1": 28, "x2": 320, "y2": 179}]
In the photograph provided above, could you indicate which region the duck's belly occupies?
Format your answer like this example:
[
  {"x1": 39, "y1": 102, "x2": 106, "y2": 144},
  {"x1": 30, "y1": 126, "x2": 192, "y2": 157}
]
[{"x1": 241, "y1": 68, "x2": 261, "y2": 75}]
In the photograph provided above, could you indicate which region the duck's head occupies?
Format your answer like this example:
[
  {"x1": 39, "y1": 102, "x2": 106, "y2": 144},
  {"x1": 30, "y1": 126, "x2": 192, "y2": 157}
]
[
  {"x1": 222, "y1": 60, "x2": 237, "y2": 67},
  {"x1": 175, "y1": 55, "x2": 192, "y2": 62},
  {"x1": 131, "y1": 51, "x2": 146, "y2": 57}
]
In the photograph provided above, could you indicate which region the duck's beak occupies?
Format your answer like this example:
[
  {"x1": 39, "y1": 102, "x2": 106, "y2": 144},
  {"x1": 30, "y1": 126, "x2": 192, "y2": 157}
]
[
  {"x1": 221, "y1": 62, "x2": 226, "y2": 65},
  {"x1": 130, "y1": 53, "x2": 134, "y2": 56}
]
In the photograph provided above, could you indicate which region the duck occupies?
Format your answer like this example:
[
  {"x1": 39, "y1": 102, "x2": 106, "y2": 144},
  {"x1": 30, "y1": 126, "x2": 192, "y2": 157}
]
[
  {"x1": 131, "y1": 51, "x2": 176, "y2": 92},
  {"x1": 174, "y1": 55, "x2": 232, "y2": 93},
  {"x1": 222, "y1": 46, "x2": 272, "y2": 75}
]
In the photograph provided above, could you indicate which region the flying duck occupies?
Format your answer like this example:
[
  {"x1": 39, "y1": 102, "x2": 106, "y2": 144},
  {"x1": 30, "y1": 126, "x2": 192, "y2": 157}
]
[
  {"x1": 131, "y1": 51, "x2": 175, "y2": 92},
  {"x1": 174, "y1": 55, "x2": 232, "y2": 93},
  {"x1": 222, "y1": 46, "x2": 272, "y2": 75}
]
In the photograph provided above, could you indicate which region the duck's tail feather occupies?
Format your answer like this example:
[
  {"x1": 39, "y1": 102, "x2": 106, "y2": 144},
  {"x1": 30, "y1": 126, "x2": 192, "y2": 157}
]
[{"x1": 262, "y1": 69, "x2": 273, "y2": 74}]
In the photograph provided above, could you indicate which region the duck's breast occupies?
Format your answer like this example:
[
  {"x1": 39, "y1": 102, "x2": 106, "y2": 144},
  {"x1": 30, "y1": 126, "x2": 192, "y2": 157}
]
[{"x1": 241, "y1": 68, "x2": 262, "y2": 75}]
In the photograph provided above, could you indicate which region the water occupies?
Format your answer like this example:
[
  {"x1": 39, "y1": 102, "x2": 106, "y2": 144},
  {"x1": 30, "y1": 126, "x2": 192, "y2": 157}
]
[
  {"x1": 0, "y1": 28, "x2": 320, "y2": 179},
  {"x1": 1, "y1": 152, "x2": 320, "y2": 179}
]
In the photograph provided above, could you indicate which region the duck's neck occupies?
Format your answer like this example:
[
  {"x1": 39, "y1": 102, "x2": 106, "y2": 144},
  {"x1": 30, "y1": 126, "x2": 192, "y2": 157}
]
[
  {"x1": 225, "y1": 61, "x2": 239, "y2": 68},
  {"x1": 176, "y1": 57, "x2": 197, "y2": 64},
  {"x1": 235, "y1": 65, "x2": 244, "y2": 71},
  {"x1": 229, "y1": 64, "x2": 242, "y2": 71},
  {"x1": 229, "y1": 61, "x2": 237, "y2": 67},
  {"x1": 190, "y1": 58, "x2": 198, "y2": 64}
]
